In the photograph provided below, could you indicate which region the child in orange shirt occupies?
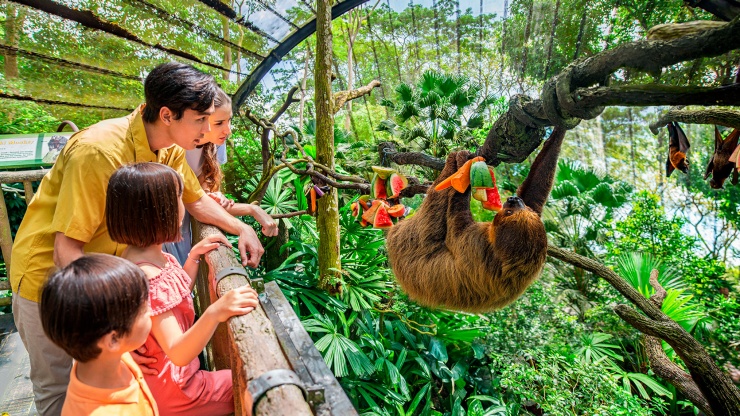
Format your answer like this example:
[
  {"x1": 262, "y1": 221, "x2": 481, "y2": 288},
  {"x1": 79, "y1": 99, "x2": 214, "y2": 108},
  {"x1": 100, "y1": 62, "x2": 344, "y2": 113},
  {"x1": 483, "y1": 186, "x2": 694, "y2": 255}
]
[{"x1": 40, "y1": 254, "x2": 158, "y2": 416}]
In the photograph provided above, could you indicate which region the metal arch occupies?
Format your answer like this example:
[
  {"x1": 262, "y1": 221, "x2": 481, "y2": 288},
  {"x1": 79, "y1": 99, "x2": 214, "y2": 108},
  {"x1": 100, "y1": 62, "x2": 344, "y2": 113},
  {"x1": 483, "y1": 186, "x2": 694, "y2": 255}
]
[{"x1": 232, "y1": 0, "x2": 370, "y2": 112}]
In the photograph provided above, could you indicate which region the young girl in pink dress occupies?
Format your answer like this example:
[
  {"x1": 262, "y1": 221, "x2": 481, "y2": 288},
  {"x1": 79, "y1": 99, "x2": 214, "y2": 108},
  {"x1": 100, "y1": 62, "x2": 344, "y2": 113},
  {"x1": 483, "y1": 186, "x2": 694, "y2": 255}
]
[{"x1": 105, "y1": 162, "x2": 260, "y2": 416}]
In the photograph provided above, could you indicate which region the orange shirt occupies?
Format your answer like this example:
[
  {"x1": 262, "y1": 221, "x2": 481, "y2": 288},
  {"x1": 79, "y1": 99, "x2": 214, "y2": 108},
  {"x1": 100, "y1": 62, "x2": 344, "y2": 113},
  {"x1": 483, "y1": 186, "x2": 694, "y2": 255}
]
[{"x1": 61, "y1": 352, "x2": 159, "y2": 416}]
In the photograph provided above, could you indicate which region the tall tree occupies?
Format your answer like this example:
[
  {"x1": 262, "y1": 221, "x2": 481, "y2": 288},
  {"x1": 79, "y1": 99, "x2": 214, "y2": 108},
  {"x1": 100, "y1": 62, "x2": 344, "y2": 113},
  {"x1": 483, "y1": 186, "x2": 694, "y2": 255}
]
[{"x1": 315, "y1": 0, "x2": 341, "y2": 293}]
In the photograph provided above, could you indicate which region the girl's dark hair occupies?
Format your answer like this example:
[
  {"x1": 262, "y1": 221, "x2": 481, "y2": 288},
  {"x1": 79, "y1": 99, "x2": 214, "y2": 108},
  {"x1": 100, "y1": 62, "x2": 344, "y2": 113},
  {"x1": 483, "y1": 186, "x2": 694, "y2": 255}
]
[
  {"x1": 40, "y1": 254, "x2": 149, "y2": 363},
  {"x1": 200, "y1": 88, "x2": 231, "y2": 192},
  {"x1": 142, "y1": 62, "x2": 217, "y2": 123},
  {"x1": 106, "y1": 163, "x2": 183, "y2": 247}
]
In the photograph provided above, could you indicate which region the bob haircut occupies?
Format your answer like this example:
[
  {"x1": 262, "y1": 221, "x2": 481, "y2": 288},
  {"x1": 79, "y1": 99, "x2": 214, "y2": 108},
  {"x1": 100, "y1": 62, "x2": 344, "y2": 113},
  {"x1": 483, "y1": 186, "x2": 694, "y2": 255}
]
[
  {"x1": 40, "y1": 254, "x2": 149, "y2": 363},
  {"x1": 106, "y1": 162, "x2": 183, "y2": 247},
  {"x1": 141, "y1": 62, "x2": 217, "y2": 124}
]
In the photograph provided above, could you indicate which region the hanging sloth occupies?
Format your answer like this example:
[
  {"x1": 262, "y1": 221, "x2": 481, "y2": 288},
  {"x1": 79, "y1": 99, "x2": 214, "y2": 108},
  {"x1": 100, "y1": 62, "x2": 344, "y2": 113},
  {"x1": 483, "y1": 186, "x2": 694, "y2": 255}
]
[{"x1": 386, "y1": 127, "x2": 566, "y2": 313}]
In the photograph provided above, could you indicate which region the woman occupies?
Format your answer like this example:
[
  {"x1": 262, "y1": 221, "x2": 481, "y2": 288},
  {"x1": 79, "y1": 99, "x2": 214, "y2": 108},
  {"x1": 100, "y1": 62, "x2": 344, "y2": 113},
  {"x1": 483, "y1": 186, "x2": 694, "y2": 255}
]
[{"x1": 165, "y1": 88, "x2": 278, "y2": 265}]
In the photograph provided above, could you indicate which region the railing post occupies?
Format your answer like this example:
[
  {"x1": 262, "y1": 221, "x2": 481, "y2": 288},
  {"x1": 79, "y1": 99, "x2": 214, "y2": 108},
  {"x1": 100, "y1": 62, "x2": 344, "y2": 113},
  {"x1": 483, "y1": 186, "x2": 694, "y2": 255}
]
[
  {"x1": 192, "y1": 219, "x2": 233, "y2": 371},
  {"x1": 197, "y1": 223, "x2": 313, "y2": 416}
]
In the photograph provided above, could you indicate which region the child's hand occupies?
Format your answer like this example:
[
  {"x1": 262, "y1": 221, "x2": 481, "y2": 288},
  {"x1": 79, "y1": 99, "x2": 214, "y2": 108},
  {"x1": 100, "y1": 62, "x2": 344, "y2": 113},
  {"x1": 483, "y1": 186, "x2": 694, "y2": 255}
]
[
  {"x1": 209, "y1": 285, "x2": 259, "y2": 322},
  {"x1": 250, "y1": 205, "x2": 278, "y2": 237},
  {"x1": 189, "y1": 234, "x2": 230, "y2": 259}
]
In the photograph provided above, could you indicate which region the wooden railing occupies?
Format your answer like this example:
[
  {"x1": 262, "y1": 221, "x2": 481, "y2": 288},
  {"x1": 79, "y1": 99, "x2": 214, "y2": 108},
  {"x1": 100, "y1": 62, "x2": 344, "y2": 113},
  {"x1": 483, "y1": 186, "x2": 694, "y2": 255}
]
[{"x1": 193, "y1": 221, "x2": 357, "y2": 416}]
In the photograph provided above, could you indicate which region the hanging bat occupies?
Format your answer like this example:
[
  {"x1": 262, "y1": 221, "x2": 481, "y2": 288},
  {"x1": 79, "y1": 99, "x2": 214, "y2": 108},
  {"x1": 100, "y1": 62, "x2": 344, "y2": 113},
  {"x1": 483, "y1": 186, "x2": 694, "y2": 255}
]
[
  {"x1": 709, "y1": 126, "x2": 740, "y2": 189},
  {"x1": 666, "y1": 122, "x2": 690, "y2": 177}
]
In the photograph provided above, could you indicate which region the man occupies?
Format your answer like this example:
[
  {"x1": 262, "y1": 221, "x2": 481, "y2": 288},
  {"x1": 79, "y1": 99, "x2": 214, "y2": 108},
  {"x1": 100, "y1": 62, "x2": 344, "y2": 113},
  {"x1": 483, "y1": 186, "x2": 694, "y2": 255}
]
[{"x1": 10, "y1": 62, "x2": 264, "y2": 415}]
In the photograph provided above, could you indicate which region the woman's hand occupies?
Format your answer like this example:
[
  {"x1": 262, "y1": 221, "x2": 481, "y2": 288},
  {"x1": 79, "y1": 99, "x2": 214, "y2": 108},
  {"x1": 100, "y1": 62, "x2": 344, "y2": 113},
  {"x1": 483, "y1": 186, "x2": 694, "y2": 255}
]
[
  {"x1": 208, "y1": 192, "x2": 234, "y2": 210},
  {"x1": 131, "y1": 346, "x2": 158, "y2": 376},
  {"x1": 208, "y1": 285, "x2": 260, "y2": 322},
  {"x1": 250, "y1": 205, "x2": 279, "y2": 237},
  {"x1": 189, "y1": 234, "x2": 230, "y2": 259}
]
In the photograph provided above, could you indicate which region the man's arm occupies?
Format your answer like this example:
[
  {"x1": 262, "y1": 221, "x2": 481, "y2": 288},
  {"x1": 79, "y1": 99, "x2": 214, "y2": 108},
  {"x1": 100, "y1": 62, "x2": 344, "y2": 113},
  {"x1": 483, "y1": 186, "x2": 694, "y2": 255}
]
[
  {"x1": 53, "y1": 233, "x2": 85, "y2": 268},
  {"x1": 185, "y1": 196, "x2": 264, "y2": 267}
]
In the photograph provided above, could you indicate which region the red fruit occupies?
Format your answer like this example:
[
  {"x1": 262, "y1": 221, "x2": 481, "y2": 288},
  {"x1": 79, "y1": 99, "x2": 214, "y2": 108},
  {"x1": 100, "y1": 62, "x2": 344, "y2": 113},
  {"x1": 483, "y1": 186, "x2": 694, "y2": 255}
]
[
  {"x1": 362, "y1": 200, "x2": 382, "y2": 224},
  {"x1": 371, "y1": 174, "x2": 387, "y2": 199},
  {"x1": 387, "y1": 173, "x2": 408, "y2": 198},
  {"x1": 387, "y1": 204, "x2": 405, "y2": 218},
  {"x1": 482, "y1": 187, "x2": 503, "y2": 211},
  {"x1": 373, "y1": 204, "x2": 394, "y2": 229}
]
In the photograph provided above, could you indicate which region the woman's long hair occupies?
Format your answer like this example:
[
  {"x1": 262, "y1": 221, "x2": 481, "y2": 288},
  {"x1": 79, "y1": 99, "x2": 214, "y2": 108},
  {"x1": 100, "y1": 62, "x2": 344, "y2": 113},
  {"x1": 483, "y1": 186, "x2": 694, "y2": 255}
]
[{"x1": 201, "y1": 88, "x2": 231, "y2": 192}]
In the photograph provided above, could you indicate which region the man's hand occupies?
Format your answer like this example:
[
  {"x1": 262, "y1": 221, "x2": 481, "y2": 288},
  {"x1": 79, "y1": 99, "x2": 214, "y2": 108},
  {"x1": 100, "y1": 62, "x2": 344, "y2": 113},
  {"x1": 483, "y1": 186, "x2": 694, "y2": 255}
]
[
  {"x1": 238, "y1": 224, "x2": 264, "y2": 268},
  {"x1": 249, "y1": 205, "x2": 279, "y2": 237}
]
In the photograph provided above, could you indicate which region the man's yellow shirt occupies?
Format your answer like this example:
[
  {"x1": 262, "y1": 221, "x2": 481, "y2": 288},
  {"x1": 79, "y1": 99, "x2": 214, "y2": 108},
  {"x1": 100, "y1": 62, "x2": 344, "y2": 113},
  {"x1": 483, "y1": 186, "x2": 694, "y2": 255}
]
[{"x1": 10, "y1": 106, "x2": 205, "y2": 302}]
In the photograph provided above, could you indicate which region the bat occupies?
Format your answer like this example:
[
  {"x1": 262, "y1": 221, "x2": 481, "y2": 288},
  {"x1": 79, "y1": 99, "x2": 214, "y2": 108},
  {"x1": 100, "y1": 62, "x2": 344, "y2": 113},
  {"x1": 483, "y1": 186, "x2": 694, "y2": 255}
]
[
  {"x1": 709, "y1": 126, "x2": 740, "y2": 189},
  {"x1": 666, "y1": 122, "x2": 690, "y2": 177}
]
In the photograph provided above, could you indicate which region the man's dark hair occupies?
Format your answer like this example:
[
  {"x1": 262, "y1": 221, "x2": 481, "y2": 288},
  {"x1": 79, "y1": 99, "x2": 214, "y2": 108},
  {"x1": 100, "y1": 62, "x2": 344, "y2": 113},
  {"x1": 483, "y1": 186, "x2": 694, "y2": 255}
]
[
  {"x1": 106, "y1": 162, "x2": 183, "y2": 247},
  {"x1": 40, "y1": 254, "x2": 149, "y2": 363},
  {"x1": 142, "y1": 62, "x2": 217, "y2": 123}
]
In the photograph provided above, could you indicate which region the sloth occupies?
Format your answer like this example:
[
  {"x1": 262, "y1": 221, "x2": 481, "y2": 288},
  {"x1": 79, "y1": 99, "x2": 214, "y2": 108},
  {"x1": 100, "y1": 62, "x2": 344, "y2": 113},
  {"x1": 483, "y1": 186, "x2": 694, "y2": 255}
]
[{"x1": 386, "y1": 127, "x2": 566, "y2": 313}]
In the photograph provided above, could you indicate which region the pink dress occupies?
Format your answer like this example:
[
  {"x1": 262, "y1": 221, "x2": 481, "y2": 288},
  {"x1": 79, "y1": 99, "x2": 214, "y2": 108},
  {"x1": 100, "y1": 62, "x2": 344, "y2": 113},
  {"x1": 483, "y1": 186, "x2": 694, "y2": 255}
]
[{"x1": 137, "y1": 253, "x2": 234, "y2": 416}]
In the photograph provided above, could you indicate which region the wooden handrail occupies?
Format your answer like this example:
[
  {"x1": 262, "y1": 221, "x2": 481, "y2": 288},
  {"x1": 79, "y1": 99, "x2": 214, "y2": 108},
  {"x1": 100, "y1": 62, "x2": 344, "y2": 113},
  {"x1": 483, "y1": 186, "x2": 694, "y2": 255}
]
[{"x1": 193, "y1": 222, "x2": 313, "y2": 416}]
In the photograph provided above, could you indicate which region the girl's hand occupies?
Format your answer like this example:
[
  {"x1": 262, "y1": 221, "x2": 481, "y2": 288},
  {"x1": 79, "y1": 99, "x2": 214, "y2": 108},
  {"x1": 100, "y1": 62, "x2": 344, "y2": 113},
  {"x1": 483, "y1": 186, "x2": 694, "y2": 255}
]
[
  {"x1": 209, "y1": 285, "x2": 260, "y2": 322},
  {"x1": 208, "y1": 192, "x2": 235, "y2": 210},
  {"x1": 189, "y1": 234, "x2": 230, "y2": 259},
  {"x1": 250, "y1": 205, "x2": 279, "y2": 237}
]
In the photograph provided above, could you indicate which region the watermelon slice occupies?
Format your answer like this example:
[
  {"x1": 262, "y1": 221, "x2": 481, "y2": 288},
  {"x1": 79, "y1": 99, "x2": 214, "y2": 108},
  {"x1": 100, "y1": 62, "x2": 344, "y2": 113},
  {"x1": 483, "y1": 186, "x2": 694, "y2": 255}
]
[
  {"x1": 373, "y1": 204, "x2": 394, "y2": 229},
  {"x1": 387, "y1": 173, "x2": 408, "y2": 198},
  {"x1": 371, "y1": 174, "x2": 387, "y2": 199},
  {"x1": 482, "y1": 187, "x2": 503, "y2": 211},
  {"x1": 387, "y1": 204, "x2": 405, "y2": 218},
  {"x1": 362, "y1": 200, "x2": 383, "y2": 224},
  {"x1": 470, "y1": 161, "x2": 494, "y2": 189}
]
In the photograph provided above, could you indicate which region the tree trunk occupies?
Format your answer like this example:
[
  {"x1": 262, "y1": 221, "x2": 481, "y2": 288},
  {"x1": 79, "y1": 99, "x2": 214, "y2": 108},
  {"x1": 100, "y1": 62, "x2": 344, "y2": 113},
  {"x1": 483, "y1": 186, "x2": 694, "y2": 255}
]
[
  {"x1": 221, "y1": 0, "x2": 231, "y2": 81},
  {"x1": 544, "y1": 0, "x2": 560, "y2": 78},
  {"x1": 433, "y1": 0, "x2": 441, "y2": 67},
  {"x1": 4, "y1": 3, "x2": 25, "y2": 79},
  {"x1": 501, "y1": 0, "x2": 508, "y2": 54},
  {"x1": 628, "y1": 107, "x2": 636, "y2": 183},
  {"x1": 573, "y1": 5, "x2": 589, "y2": 60},
  {"x1": 520, "y1": 0, "x2": 534, "y2": 82},
  {"x1": 315, "y1": 0, "x2": 341, "y2": 294}
]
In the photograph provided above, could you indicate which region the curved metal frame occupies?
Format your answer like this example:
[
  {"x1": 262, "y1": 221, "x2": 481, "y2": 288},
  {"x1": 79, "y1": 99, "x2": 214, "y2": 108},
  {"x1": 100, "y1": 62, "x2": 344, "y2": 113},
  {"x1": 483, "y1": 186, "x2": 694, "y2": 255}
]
[{"x1": 232, "y1": 0, "x2": 370, "y2": 112}]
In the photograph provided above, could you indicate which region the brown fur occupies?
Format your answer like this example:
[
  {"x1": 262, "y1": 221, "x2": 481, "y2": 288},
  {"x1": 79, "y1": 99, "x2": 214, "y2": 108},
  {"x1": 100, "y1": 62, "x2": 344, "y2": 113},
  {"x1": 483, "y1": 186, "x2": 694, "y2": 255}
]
[
  {"x1": 386, "y1": 128, "x2": 567, "y2": 313},
  {"x1": 704, "y1": 127, "x2": 740, "y2": 189}
]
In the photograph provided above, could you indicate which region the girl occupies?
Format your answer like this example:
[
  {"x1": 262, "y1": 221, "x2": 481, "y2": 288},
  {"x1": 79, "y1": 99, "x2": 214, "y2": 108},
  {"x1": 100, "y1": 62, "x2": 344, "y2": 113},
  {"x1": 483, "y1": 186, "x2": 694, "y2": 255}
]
[
  {"x1": 106, "y1": 162, "x2": 259, "y2": 416},
  {"x1": 165, "y1": 88, "x2": 278, "y2": 266}
]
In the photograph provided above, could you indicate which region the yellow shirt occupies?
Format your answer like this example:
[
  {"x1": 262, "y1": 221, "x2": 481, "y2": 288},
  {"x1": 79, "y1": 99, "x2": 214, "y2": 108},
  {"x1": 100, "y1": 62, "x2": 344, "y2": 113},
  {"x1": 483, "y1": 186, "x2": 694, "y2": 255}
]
[
  {"x1": 10, "y1": 106, "x2": 205, "y2": 302},
  {"x1": 61, "y1": 352, "x2": 159, "y2": 416}
]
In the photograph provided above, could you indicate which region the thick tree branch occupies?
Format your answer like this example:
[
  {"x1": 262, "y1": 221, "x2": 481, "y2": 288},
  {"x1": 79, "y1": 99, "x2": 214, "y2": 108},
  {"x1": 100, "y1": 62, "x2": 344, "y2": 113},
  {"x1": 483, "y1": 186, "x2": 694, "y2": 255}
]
[
  {"x1": 378, "y1": 142, "x2": 445, "y2": 170},
  {"x1": 576, "y1": 84, "x2": 740, "y2": 109},
  {"x1": 650, "y1": 107, "x2": 740, "y2": 133}
]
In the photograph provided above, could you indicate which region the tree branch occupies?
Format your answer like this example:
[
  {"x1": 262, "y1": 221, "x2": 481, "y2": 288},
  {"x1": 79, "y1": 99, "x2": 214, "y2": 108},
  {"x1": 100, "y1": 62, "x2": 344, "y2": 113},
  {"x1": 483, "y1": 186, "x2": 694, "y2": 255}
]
[
  {"x1": 378, "y1": 142, "x2": 445, "y2": 170},
  {"x1": 650, "y1": 107, "x2": 740, "y2": 133},
  {"x1": 575, "y1": 84, "x2": 740, "y2": 109},
  {"x1": 333, "y1": 79, "x2": 381, "y2": 113}
]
